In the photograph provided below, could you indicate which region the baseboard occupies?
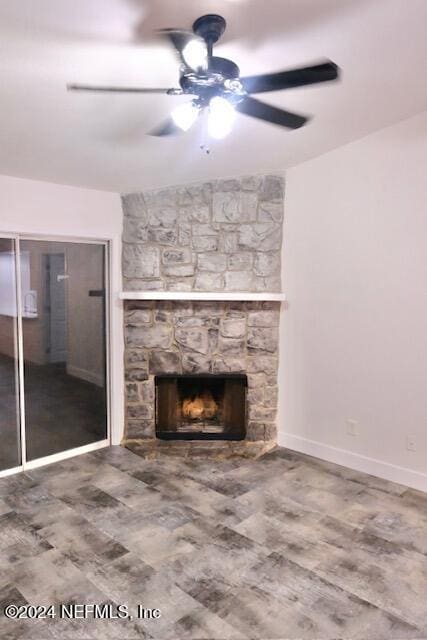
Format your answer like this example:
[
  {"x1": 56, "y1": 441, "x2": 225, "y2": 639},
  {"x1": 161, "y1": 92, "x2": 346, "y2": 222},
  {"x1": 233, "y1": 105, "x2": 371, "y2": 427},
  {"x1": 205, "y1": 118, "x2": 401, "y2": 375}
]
[
  {"x1": 66, "y1": 364, "x2": 104, "y2": 387},
  {"x1": 278, "y1": 432, "x2": 427, "y2": 492}
]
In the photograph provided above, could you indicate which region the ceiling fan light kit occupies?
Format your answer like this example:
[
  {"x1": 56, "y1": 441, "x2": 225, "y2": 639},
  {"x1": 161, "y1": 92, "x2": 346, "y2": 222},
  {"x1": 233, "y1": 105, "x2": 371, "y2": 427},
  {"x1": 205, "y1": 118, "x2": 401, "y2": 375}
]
[
  {"x1": 208, "y1": 96, "x2": 236, "y2": 139},
  {"x1": 68, "y1": 13, "x2": 340, "y2": 141},
  {"x1": 171, "y1": 101, "x2": 200, "y2": 131},
  {"x1": 181, "y1": 39, "x2": 208, "y2": 71}
]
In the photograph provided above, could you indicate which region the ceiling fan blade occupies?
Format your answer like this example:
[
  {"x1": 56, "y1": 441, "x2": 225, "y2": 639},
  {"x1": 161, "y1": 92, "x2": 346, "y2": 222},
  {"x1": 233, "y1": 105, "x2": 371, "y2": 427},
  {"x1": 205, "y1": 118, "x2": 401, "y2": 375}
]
[
  {"x1": 148, "y1": 118, "x2": 183, "y2": 137},
  {"x1": 236, "y1": 96, "x2": 308, "y2": 130},
  {"x1": 158, "y1": 29, "x2": 208, "y2": 71},
  {"x1": 241, "y1": 61, "x2": 339, "y2": 94},
  {"x1": 67, "y1": 84, "x2": 174, "y2": 94}
]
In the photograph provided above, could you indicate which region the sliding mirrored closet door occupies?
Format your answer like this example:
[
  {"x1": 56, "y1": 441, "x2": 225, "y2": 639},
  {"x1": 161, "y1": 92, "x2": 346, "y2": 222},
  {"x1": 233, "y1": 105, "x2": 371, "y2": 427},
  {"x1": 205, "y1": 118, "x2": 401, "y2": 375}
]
[
  {"x1": 0, "y1": 236, "x2": 108, "y2": 474},
  {"x1": 0, "y1": 238, "x2": 21, "y2": 472},
  {"x1": 20, "y1": 240, "x2": 108, "y2": 462}
]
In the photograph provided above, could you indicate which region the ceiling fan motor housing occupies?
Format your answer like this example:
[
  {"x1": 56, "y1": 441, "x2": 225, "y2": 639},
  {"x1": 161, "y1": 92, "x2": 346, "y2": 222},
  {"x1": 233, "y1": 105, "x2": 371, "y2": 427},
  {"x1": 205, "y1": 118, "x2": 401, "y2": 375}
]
[{"x1": 180, "y1": 56, "x2": 242, "y2": 104}]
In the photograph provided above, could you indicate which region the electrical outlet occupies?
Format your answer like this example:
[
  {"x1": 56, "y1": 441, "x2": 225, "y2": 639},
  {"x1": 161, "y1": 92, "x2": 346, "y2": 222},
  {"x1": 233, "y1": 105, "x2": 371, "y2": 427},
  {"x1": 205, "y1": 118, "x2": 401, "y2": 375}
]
[
  {"x1": 406, "y1": 436, "x2": 416, "y2": 452},
  {"x1": 346, "y1": 419, "x2": 359, "y2": 436}
]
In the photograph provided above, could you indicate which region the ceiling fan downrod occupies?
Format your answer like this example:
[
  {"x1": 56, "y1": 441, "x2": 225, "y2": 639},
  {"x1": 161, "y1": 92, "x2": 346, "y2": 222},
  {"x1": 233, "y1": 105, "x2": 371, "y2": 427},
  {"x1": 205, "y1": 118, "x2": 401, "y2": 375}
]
[{"x1": 192, "y1": 14, "x2": 227, "y2": 62}]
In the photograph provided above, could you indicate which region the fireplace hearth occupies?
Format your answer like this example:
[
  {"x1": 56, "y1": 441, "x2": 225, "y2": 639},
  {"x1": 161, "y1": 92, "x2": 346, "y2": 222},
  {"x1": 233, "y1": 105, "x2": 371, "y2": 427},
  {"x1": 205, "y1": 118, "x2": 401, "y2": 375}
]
[{"x1": 155, "y1": 374, "x2": 247, "y2": 440}]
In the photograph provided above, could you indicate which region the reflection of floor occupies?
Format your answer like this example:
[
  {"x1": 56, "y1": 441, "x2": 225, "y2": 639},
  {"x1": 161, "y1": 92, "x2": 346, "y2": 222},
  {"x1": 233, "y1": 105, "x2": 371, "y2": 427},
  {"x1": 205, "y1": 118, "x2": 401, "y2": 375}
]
[
  {"x1": 0, "y1": 446, "x2": 426, "y2": 639},
  {"x1": 0, "y1": 355, "x2": 20, "y2": 470},
  {"x1": 0, "y1": 354, "x2": 106, "y2": 470}
]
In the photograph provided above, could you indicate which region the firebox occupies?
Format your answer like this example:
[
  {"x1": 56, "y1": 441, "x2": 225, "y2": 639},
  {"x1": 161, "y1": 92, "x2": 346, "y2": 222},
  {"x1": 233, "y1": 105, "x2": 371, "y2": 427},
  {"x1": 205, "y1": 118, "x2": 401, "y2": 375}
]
[{"x1": 155, "y1": 374, "x2": 247, "y2": 440}]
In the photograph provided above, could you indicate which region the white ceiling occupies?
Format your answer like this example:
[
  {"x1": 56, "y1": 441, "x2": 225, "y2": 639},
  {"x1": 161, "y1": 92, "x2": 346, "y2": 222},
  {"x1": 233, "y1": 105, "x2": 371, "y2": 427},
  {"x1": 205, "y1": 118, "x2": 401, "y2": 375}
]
[{"x1": 0, "y1": 0, "x2": 426, "y2": 193}]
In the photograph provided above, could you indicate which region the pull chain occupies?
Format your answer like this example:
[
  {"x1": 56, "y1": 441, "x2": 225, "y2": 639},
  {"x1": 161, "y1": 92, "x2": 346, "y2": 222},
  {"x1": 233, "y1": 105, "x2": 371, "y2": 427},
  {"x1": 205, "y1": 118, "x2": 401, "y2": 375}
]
[{"x1": 200, "y1": 109, "x2": 211, "y2": 154}]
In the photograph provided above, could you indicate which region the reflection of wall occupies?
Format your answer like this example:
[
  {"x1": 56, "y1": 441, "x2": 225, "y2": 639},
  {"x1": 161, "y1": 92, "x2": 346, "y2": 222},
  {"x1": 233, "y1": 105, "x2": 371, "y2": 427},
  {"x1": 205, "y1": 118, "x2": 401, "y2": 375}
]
[
  {"x1": 19, "y1": 241, "x2": 64, "y2": 365},
  {"x1": 0, "y1": 240, "x2": 17, "y2": 359},
  {"x1": 66, "y1": 244, "x2": 104, "y2": 386},
  {"x1": 0, "y1": 245, "x2": 31, "y2": 361}
]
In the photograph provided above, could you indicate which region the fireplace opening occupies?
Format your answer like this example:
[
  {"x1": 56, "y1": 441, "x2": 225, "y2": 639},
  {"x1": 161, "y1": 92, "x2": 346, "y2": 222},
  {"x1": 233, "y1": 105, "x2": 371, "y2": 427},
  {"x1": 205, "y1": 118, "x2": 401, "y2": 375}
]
[{"x1": 155, "y1": 374, "x2": 247, "y2": 440}]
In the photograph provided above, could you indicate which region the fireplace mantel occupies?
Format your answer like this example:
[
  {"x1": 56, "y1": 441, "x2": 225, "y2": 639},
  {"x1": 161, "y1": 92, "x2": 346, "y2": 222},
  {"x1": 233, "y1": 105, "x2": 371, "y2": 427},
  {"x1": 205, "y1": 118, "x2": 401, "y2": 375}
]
[{"x1": 119, "y1": 291, "x2": 286, "y2": 302}]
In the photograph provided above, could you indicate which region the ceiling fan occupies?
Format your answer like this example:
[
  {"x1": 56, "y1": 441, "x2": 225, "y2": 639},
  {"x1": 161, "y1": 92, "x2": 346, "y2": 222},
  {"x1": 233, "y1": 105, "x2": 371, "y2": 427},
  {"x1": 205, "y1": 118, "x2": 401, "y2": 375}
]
[{"x1": 67, "y1": 14, "x2": 340, "y2": 139}]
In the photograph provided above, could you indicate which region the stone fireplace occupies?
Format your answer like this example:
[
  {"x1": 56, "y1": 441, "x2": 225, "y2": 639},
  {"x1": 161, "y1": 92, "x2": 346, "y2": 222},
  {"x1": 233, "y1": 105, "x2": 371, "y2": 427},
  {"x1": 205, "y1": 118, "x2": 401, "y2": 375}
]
[{"x1": 121, "y1": 175, "x2": 284, "y2": 449}]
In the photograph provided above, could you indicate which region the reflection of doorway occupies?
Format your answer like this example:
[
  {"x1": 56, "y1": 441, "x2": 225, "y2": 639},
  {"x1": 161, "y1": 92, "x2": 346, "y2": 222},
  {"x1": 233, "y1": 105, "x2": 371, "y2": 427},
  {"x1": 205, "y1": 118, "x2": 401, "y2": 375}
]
[{"x1": 44, "y1": 253, "x2": 67, "y2": 364}]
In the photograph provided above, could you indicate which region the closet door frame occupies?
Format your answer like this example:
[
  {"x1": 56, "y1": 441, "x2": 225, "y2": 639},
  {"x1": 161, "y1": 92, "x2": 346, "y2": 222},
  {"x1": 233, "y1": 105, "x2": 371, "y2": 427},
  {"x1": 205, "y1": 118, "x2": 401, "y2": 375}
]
[{"x1": 0, "y1": 233, "x2": 111, "y2": 477}]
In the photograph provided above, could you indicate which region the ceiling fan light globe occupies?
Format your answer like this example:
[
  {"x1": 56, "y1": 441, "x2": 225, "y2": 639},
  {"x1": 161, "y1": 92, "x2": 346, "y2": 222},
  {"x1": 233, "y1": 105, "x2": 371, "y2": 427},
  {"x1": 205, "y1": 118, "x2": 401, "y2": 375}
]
[
  {"x1": 182, "y1": 39, "x2": 208, "y2": 71},
  {"x1": 208, "y1": 96, "x2": 236, "y2": 139},
  {"x1": 171, "y1": 101, "x2": 200, "y2": 131}
]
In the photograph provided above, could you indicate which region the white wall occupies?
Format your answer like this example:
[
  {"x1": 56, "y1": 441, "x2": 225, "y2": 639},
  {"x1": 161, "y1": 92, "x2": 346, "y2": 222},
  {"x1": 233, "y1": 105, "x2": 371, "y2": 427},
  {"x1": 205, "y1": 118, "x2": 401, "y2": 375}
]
[
  {"x1": 0, "y1": 174, "x2": 124, "y2": 445},
  {"x1": 278, "y1": 110, "x2": 427, "y2": 491}
]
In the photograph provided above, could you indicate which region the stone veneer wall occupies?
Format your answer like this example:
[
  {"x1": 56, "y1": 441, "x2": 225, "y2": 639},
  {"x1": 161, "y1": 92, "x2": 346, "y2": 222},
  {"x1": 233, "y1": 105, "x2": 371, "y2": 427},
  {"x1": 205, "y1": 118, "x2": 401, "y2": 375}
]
[
  {"x1": 122, "y1": 175, "x2": 283, "y2": 292},
  {"x1": 121, "y1": 175, "x2": 284, "y2": 443}
]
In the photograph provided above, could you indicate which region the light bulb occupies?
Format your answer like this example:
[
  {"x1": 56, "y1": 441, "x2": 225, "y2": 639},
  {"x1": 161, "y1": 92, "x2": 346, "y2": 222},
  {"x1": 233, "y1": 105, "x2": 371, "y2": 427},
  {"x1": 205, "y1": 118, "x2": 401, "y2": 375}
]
[
  {"x1": 171, "y1": 101, "x2": 200, "y2": 131},
  {"x1": 208, "y1": 97, "x2": 236, "y2": 139},
  {"x1": 182, "y1": 39, "x2": 207, "y2": 71}
]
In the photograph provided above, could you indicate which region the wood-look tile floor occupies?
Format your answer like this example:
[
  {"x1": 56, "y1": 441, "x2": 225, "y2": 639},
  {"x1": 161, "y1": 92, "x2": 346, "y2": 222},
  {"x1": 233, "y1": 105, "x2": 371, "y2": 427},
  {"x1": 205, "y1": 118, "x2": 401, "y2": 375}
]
[{"x1": 0, "y1": 446, "x2": 426, "y2": 639}]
